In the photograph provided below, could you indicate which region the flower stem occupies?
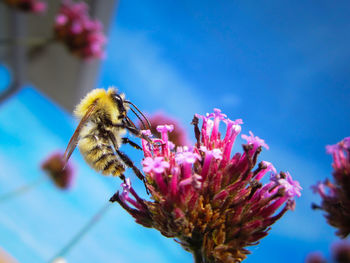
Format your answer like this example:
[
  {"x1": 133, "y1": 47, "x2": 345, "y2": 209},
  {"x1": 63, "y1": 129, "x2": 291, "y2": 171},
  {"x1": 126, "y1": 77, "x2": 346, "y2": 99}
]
[
  {"x1": 192, "y1": 249, "x2": 204, "y2": 263},
  {"x1": 48, "y1": 202, "x2": 112, "y2": 263},
  {"x1": 0, "y1": 176, "x2": 46, "y2": 203}
]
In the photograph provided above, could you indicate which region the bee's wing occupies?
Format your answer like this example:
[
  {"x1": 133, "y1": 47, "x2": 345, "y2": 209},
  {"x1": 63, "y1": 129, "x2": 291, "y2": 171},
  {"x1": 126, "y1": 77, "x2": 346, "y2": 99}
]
[{"x1": 63, "y1": 103, "x2": 96, "y2": 166}]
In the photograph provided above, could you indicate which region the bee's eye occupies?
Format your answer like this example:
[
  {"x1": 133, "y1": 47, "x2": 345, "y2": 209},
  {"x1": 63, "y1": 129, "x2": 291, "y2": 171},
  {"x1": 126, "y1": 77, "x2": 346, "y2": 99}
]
[
  {"x1": 112, "y1": 94, "x2": 128, "y2": 116},
  {"x1": 113, "y1": 94, "x2": 123, "y2": 105}
]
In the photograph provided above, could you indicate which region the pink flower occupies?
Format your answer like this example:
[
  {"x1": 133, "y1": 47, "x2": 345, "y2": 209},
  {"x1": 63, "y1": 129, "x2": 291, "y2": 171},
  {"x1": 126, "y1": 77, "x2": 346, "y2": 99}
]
[
  {"x1": 305, "y1": 252, "x2": 326, "y2": 263},
  {"x1": 31, "y1": 1, "x2": 45, "y2": 13},
  {"x1": 175, "y1": 147, "x2": 201, "y2": 164},
  {"x1": 54, "y1": 0, "x2": 106, "y2": 59},
  {"x1": 142, "y1": 157, "x2": 170, "y2": 174},
  {"x1": 55, "y1": 14, "x2": 68, "y2": 26},
  {"x1": 306, "y1": 241, "x2": 350, "y2": 263},
  {"x1": 41, "y1": 151, "x2": 75, "y2": 190},
  {"x1": 200, "y1": 146, "x2": 223, "y2": 160},
  {"x1": 332, "y1": 241, "x2": 350, "y2": 263},
  {"x1": 3, "y1": 0, "x2": 47, "y2": 13},
  {"x1": 242, "y1": 131, "x2": 269, "y2": 150},
  {"x1": 111, "y1": 109, "x2": 301, "y2": 263},
  {"x1": 312, "y1": 136, "x2": 350, "y2": 238},
  {"x1": 271, "y1": 172, "x2": 302, "y2": 198},
  {"x1": 156, "y1": 124, "x2": 174, "y2": 133}
]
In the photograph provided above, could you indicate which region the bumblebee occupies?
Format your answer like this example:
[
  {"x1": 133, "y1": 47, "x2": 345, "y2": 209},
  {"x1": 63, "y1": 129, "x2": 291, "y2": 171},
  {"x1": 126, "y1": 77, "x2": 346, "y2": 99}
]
[{"x1": 63, "y1": 87, "x2": 150, "y2": 181}]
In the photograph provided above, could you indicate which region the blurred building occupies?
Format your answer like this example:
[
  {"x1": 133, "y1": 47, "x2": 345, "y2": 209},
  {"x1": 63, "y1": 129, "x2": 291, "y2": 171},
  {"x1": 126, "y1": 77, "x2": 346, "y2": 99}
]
[{"x1": 0, "y1": 0, "x2": 117, "y2": 112}]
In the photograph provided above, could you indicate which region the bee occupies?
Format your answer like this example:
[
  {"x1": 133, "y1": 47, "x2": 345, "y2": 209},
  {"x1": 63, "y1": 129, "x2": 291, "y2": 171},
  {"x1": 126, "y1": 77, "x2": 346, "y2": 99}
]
[{"x1": 63, "y1": 87, "x2": 151, "y2": 181}]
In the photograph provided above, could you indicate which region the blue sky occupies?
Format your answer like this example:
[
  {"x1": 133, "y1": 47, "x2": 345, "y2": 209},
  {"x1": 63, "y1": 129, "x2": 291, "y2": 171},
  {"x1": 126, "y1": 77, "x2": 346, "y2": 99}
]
[
  {"x1": 100, "y1": 0, "x2": 350, "y2": 170},
  {"x1": 0, "y1": 1, "x2": 350, "y2": 263},
  {"x1": 99, "y1": 0, "x2": 350, "y2": 262}
]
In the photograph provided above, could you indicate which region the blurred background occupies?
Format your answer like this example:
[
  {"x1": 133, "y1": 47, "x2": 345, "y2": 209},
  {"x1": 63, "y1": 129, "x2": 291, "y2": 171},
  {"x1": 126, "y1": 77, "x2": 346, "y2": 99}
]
[{"x1": 0, "y1": 0, "x2": 349, "y2": 262}]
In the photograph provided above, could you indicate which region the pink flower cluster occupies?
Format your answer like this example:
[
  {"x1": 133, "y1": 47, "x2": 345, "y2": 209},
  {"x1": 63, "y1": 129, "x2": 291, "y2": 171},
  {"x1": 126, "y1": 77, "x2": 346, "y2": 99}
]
[
  {"x1": 3, "y1": 0, "x2": 46, "y2": 13},
  {"x1": 54, "y1": 0, "x2": 106, "y2": 59},
  {"x1": 111, "y1": 109, "x2": 301, "y2": 263},
  {"x1": 312, "y1": 137, "x2": 350, "y2": 238}
]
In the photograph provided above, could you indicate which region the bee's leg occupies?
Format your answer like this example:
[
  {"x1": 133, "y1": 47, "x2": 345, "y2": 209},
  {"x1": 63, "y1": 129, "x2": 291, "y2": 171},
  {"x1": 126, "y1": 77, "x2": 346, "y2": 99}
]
[
  {"x1": 115, "y1": 149, "x2": 143, "y2": 180},
  {"x1": 122, "y1": 137, "x2": 142, "y2": 150},
  {"x1": 123, "y1": 125, "x2": 152, "y2": 143},
  {"x1": 108, "y1": 132, "x2": 149, "y2": 193},
  {"x1": 113, "y1": 122, "x2": 152, "y2": 143},
  {"x1": 119, "y1": 173, "x2": 126, "y2": 182},
  {"x1": 115, "y1": 149, "x2": 149, "y2": 194}
]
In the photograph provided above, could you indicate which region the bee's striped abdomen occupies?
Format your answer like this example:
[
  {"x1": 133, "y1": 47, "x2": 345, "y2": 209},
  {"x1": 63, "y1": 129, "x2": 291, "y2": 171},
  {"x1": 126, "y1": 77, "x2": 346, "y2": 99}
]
[{"x1": 78, "y1": 125, "x2": 125, "y2": 177}]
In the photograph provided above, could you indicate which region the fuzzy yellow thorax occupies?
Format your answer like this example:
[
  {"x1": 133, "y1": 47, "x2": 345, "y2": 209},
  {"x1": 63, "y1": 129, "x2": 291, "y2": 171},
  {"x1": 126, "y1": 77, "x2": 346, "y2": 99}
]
[{"x1": 74, "y1": 87, "x2": 126, "y2": 124}]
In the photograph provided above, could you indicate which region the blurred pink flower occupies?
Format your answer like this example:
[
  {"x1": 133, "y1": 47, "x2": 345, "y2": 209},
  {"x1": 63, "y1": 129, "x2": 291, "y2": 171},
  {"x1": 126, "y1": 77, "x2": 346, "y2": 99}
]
[
  {"x1": 111, "y1": 109, "x2": 301, "y2": 263},
  {"x1": 3, "y1": 0, "x2": 46, "y2": 13},
  {"x1": 305, "y1": 252, "x2": 326, "y2": 263},
  {"x1": 312, "y1": 137, "x2": 350, "y2": 238},
  {"x1": 54, "y1": 0, "x2": 106, "y2": 59},
  {"x1": 41, "y1": 151, "x2": 75, "y2": 190},
  {"x1": 306, "y1": 241, "x2": 350, "y2": 263},
  {"x1": 143, "y1": 112, "x2": 190, "y2": 147},
  {"x1": 332, "y1": 241, "x2": 350, "y2": 263}
]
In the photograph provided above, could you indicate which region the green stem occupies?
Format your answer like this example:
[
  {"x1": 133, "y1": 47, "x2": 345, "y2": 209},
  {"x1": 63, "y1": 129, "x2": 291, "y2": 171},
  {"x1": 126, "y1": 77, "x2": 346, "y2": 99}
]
[
  {"x1": 0, "y1": 176, "x2": 46, "y2": 203},
  {"x1": 48, "y1": 202, "x2": 112, "y2": 263}
]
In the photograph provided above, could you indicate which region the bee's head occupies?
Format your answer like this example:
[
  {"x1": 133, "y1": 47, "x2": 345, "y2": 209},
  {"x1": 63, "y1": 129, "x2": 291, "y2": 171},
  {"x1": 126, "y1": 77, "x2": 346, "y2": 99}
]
[
  {"x1": 110, "y1": 89, "x2": 151, "y2": 130},
  {"x1": 112, "y1": 93, "x2": 128, "y2": 117}
]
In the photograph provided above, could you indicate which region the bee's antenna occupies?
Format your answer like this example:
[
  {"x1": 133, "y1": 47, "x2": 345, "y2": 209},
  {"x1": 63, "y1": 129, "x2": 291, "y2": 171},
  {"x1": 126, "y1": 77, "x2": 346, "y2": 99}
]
[
  {"x1": 125, "y1": 115, "x2": 137, "y2": 129},
  {"x1": 128, "y1": 107, "x2": 147, "y2": 129},
  {"x1": 125, "y1": 101, "x2": 151, "y2": 130}
]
